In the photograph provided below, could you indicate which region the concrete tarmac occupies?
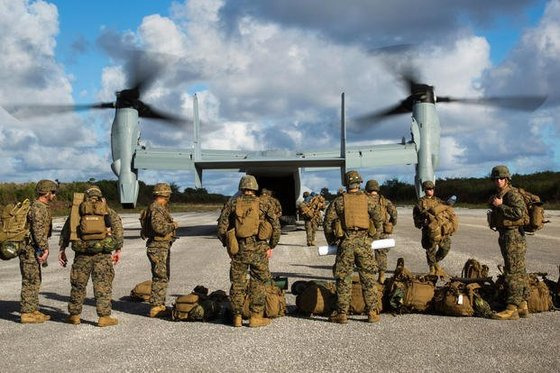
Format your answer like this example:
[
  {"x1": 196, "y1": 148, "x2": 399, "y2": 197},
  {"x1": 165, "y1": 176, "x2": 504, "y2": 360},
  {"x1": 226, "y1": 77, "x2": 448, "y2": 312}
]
[{"x1": 0, "y1": 207, "x2": 559, "y2": 372}]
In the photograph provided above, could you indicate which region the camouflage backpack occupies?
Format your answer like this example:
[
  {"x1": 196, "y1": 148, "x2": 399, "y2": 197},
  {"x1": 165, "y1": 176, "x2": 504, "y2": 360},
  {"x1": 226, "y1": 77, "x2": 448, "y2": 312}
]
[
  {"x1": 515, "y1": 188, "x2": 548, "y2": 232},
  {"x1": 0, "y1": 199, "x2": 31, "y2": 260},
  {"x1": 235, "y1": 198, "x2": 260, "y2": 238},
  {"x1": 461, "y1": 258, "x2": 490, "y2": 279},
  {"x1": 79, "y1": 197, "x2": 109, "y2": 240},
  {"x1": 384, "y1": 258, "x2": 437, "y2": 313}
]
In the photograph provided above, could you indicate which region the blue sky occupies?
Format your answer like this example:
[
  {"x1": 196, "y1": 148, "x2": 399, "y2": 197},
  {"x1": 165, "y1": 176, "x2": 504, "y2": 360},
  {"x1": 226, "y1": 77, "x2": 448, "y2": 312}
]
[{"x1": 0, "y1": 0, "x2": 558, "y2": 195}]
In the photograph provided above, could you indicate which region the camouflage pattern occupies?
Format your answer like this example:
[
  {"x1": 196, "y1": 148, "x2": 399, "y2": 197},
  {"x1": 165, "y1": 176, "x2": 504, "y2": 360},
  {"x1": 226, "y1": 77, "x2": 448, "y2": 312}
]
[
  {"x1": 490, "y1": 185, "x2": 530, "y2": 306},
  {"x1": 68, "y1": 253, "x2": 114, "y2": 316},
  {"x1": 35, "y1": 179, "x2": 57, "y2": 195},
  {"x1": 260, "y1": 192, "x2": 282, "y2": 219},
  {"x1": 19, "y1": 200, "x2": 52, "y2": 313},
  {"x1": 60, "y1": 207, "x2": 123, "y2": 316},
  {"x1": 217, "y1": 193, "x2": 280, "y2": 315},
  {"x1": 301, "y1": 194, "x2": 326, "y2": 245},
  {"x1": 145, "y1": 201, "x2": 176, "y2": 306},
  {"x1": 304, "y1": 219, "x2": 317, "y2": 246},
  {"x1": 413, "y1": 195, "x2": 451, "y2": 266},
  {"x1": 323, "y1": 190, "x2": 383, "y2": 314},
  {"x1": 367, "y1": 193, "x2": 398, "y2": 273}
]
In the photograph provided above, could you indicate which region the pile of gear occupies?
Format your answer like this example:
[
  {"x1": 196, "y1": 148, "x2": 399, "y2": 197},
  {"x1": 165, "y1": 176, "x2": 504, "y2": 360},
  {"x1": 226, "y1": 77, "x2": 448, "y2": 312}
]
[
  {"x1": 130, "y1": 277, "x2": 288, "y2": 323},
  {"x1": 293, "y1": 258, "x2": 559, "y2": 319}
]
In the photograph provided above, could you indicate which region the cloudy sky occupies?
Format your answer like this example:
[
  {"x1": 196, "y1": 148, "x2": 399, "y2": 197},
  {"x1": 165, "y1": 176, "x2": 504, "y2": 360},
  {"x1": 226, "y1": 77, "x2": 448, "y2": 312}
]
[{"x1": 0, "y1": 0, "x2": 558, "y2": 195}]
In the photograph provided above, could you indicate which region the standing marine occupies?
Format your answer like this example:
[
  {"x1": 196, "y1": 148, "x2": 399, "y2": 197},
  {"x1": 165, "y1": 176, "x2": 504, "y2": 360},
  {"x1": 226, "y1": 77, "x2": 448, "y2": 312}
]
[
  {"x1": 217, "y1": 175, "x2": 281, "y2": 328},
  {"x1": 488, "y1": 165, "x2": 530, "y2": 320},
  {"x1": 260, "y1": 188, "x2": 282, "y2": 219},
  {"x1": 141, "y1": 183, "x2": 178, "y2": 318},
  {"x1": 323, "y1": 170, "x2": 383, "y2": 324},
  {"x1": 58, "y1": 185, "x2": 123, "y2": 327},
  {"x1": 299, "y1": 191, "x2": 317, "y2": 246},
  {"x1": 365, "y1": 179, "x2": 398, "y2": 284},
  {"x1": 413, "y1": 180, "x2": 451, "y2": 276},
  {"x1": 19, "y1": 179, "x2": 57, "y2": 324}
]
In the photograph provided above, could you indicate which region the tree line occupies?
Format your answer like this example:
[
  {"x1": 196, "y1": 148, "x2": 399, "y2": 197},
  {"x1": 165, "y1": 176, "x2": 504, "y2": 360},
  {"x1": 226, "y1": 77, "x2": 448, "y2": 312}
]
[{"x1": 1, "y1": 171, "x2": 559, "y2": 211}]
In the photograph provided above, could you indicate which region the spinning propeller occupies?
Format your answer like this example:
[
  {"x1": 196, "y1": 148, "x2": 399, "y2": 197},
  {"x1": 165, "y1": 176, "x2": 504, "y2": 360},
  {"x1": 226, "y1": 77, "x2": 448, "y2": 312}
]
[
  {"x1": 4, "y1": 50, "x2": 188, "y2": 126},
  {"x1": 355, "y1": 69, "x2": 547, "y2": 125}
]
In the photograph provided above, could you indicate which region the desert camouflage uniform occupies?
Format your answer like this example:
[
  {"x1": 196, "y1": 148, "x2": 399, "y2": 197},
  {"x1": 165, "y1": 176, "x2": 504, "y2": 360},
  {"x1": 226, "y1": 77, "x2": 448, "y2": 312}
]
[
  {"x1": 413, "y1": 196, "x2": 451, "y2": 267},
  {"x1": 60, "y1": 209, "x2": 123, "y2": 316},
  {"x1": 368, "y1": 193, "x2": 398, "y2": 273},
  {"x1": 323, "y1": 191, "x2": 382, "y2": 314},
  {"x1": 19, "y1": 200, "x2": 52, "y2": 313},
  {"x1": 145, "y1": 202, "x2": 176, "y2": 307},
  {"x1": 217, "y1": 194, "x2": 280, "y2": 315},
  {"x1": 489, "y1": 185, "x2": 530, "y2": 306}
]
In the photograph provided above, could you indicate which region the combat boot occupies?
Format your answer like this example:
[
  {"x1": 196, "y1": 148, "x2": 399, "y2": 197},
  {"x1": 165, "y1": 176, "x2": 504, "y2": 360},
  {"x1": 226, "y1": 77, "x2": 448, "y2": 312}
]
[
  {"x1": 517, "y1": 301, "x2": 529, "y2": 318},
  {"x1": 66, "y1": 314, "x2": 81, "y2": 325},
  {"x1": 249, "y1": 312, "x2": 270, "y2": 328},
  {"x1": 149, "y1": 305, "x2": 166, "y2": 318},
  {"x1": 98, "y1": 316, "x2": 118, "y2": 327},
  {"x1": 20, "y1": 312, "x2": 44, "y2": 324},
  {"x1": 493, "y1": 304, "x2": 520, "y2": 320},
  {"x1": 232, "y1": 314, "x2": 242, "y2": 327},
  {"x1": 33, "y1": 310, "x2": 51, "y2": 321},
  {"x1": 329, "y1": 312, "x2": 348, "y2": 324},
  {"x1": 377, "y1": 271, "x2": 386, "y2": 284},
  {"x1": 367, "y1": 310, "x2": 380, "y2": 323}
]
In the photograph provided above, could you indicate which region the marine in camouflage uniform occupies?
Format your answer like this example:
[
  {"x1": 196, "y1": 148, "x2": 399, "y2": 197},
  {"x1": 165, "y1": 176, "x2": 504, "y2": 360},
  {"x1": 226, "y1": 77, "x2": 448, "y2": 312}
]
[
  {"x1": 365, "y1": 179, "x2": 398, "y2": 284},
  {"x1": 260, "y1": 188, "x2": 282, "y2": 219},
  {"x1": 299, "y1": 191, "x2": 317, "y2": 246},
  {"x1": 413, "y1": 180, "x2": 451, "y2": 276},
  {"x1": 488, "y1": 165, "x2": 530, "y2": 320},
  {"x1": 144, "y1": 183, "x2": 178, "y2": 318},
  {"x1": 217, "y1": 175, "x2": 280, "y2": 328},
  {"x1": 19, "y1": 179, "x2": 56, "y2": 324},
  {"x1": 59, "y1": 186, "x2": 123, "y2": 327},
  {"x1": 323, "y1": 171, "x2": 383, "y2": 324}
]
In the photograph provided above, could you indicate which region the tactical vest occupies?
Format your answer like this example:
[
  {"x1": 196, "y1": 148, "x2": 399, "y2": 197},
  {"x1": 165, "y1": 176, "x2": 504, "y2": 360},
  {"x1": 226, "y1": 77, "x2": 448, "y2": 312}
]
[
  {"x1": 235, "y1": 197, "x2": 260, "y2": 238},
  {"x1": 0, "y1": 199, "x2": 31, "y2": 260},
  {"x1": 78, "y1": 198, "x2": 109, "y2": 240},
  {"x1": 139, "y1": 204, "x2": 174, "y2": 242},
  {"x1": 342, "y1": 193, "x2": 369, "y2": 230}
]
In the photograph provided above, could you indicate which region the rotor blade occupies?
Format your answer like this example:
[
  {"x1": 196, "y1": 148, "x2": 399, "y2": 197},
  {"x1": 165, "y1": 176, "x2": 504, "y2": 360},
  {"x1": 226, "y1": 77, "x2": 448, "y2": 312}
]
[
  {"x1": 3, "y1": 102, "x2": 114, "y2": 119},
  {"x1": 437, "y1": 95, "x2": 547, "y2": 111},
  {"x1": 126, "y1": 50, "x2": 164, "y2": 97},
  {"x1": 353, "y1": 100, "x2": 412, "y2": 125},
  {"x1": 138, "y1": 102, "x2": 190, "y2": 126}
]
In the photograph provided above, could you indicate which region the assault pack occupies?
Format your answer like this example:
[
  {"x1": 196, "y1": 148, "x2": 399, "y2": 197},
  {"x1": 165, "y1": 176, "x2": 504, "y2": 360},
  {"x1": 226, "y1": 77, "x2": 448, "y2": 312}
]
[
  {"x1": 516, "y1": 188, "x2": 548, "y2": 232},
  {"x1": 235, "y1": 198, "x2": 260, "y2": 238},
  {"x1": 384, "y1": 259, "x2": 437, "y2": 313},
  {"x1": 242, "y1": 282, "x2": 287, "y2": 319},
  {"x1": 130, "y1": 280, "x2": 152, "y2": 302},
  {"x1": 79, "y1": 196, "x2": 109, "y2": 240},
  {"x1": 172, "y1": 286, "x2": 232, "y2": 322},
  {"x1": 0, "y1": 199, "x2": 31, "y2": 260}
]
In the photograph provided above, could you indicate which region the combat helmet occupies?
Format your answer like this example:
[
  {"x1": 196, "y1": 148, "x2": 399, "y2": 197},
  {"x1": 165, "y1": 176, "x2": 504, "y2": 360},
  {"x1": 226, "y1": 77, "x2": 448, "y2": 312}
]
[
  {"x1": 303, "y1": 191, "x2": 310, "y2": 198},
  {"x1": 85, "y1": 185, "x2": 103, "y2": 198},
  {"x1": 153, "y1": 183, "x2": 172, "y2": 197},
  {"x1": 344, "y1": 170, "x2": 363, "y2": 188},
  {"x1": 422, "y1": 180, "x2": 435, "y2": 190},
  {"x1": 365, "y1": 179, "x2": 380, "y2": 192},
  {"x1": 35, "y1": 179, "x2": 58, "y2": 196},
  {"x1": 261, "y1": 188, "x2": 272, "y2": 196},
  {"x1": 238, "y1": 175, "x2": 258, "y2": 191},
  {"x1": 490, "y1": 165, "x2": 511, "y2": 180}
]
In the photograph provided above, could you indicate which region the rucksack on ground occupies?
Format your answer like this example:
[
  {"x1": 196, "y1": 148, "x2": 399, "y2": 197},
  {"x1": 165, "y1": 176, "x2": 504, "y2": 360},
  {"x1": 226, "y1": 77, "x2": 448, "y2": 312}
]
[
  {"x1": 384, "y1": 258, "x2": 437, "y2": 313},
  {"x1": 0, "y1": 199, "x2": 31, "y2": 260},
  {"x1": 527, "y1": 273, "x2": 554, "y2": 313},
  {"x1": 130, "y1": 280, "x2": 152, "y2": 302},
  {"x1": 461, "y1": 258, "x2": 490, "y2": 279},
  {"x1": 295, "y1": 281, "x2": 337, "y2": 316}
]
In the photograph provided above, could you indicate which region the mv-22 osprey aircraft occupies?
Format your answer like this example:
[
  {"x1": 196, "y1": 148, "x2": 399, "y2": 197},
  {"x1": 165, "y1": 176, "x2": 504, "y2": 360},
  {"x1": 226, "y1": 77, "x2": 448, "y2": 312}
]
[{"x1": 7, "y1": 63, "x2": 545, "y2": 220}]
